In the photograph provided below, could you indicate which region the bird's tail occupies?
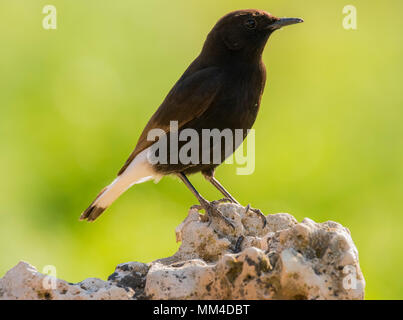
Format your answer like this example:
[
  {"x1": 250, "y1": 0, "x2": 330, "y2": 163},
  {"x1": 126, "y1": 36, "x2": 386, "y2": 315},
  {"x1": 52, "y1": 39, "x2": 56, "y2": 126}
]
[
  {"x1": 80, "y1": 148, "x2": 157, "y2": 222},
  {"x1": 80, "y1": 177, "x2": 131, "y2": 222}
]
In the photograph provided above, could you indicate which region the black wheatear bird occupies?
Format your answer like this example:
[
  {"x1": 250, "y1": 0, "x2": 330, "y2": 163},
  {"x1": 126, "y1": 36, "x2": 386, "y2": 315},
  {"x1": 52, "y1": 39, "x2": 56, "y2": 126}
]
[{"x1": 80, "y1": 9, "x2": 303, "y2": 226}]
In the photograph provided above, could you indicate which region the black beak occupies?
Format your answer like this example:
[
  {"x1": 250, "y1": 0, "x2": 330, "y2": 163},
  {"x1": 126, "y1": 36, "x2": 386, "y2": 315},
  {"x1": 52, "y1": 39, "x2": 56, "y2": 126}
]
[{"x1": 269, "y1": 17, "x2": 304, "y2": 30}]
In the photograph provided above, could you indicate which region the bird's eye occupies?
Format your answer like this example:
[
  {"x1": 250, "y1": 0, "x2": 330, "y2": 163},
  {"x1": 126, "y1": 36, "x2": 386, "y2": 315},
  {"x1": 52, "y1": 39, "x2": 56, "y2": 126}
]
[{"x1": 244, "y1": 18, "x2": 257, "y2": 29}]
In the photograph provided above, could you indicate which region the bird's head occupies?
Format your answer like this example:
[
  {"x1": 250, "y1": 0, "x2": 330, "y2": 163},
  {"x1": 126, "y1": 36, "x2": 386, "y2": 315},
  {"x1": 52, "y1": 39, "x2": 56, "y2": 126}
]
[{"x1": 202, "y1": 9, "x2": 303, "y2": 61}]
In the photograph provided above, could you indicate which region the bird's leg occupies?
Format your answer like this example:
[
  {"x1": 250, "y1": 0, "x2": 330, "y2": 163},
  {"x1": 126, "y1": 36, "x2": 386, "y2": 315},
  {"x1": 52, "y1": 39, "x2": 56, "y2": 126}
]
[
  {"x1": 202, "y1": 172, "x2": 240, "y2": 205},
  {"x1": 177, "y1": 173, "x2": 235, "y2": 229}
]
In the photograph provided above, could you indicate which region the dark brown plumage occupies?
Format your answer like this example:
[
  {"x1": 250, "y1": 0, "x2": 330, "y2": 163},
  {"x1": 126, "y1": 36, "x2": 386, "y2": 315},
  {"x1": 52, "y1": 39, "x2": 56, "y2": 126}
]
[{"x1": 81, "y1": 9, "x2": 303, "y2": 223}]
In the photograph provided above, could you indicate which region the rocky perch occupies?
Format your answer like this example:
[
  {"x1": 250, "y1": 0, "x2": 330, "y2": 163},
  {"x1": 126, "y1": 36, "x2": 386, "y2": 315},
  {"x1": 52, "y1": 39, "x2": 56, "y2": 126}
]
[{"x1": 0, "y1": 203, "x2": 365, "y2": 300}]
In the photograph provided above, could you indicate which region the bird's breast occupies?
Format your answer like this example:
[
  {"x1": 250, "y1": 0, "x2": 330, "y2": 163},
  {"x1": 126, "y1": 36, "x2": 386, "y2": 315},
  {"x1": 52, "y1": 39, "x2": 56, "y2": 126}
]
[{"x1": 213, "y1": 64, "x2": 266, "y2": 131}]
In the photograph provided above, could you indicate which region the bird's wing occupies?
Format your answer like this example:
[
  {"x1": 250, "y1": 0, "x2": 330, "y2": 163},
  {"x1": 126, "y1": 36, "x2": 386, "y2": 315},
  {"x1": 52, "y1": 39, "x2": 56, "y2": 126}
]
[{"x1": 118, "y1": 66, "x2": 223, "y2": 175}]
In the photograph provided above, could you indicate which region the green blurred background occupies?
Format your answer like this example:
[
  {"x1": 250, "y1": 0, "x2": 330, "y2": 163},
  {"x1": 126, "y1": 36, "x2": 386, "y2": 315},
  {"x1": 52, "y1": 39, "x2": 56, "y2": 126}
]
[{"x1": 0, "y1": 0, "x2": 402, "y2": 299}]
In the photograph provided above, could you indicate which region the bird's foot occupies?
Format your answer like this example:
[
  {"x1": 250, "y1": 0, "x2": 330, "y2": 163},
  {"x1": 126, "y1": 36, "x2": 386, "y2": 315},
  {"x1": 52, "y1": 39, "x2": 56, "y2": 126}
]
[
  {"x1": 245, "y1": 204, "x2": 267, "y2": 228},
  {"x1": 198, "y1": 199, "x2": 235, "y2": 230}
]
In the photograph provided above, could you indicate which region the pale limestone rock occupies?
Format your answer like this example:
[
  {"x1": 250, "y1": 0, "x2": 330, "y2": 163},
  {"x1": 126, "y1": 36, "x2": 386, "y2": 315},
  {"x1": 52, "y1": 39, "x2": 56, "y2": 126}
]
[
  {"x1": 0, "y1": 203, "x2": 365, "y2": 300},
  {"x1": 0, "y1": 261, "x2": 133, "y2": 300},
  {"x1": 145, "y1": 203, "x2": 365, "y2": 300}
]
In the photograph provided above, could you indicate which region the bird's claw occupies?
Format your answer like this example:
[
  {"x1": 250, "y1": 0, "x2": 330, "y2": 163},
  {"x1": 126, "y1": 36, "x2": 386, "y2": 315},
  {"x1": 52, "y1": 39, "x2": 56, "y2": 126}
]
[
  {"x1": 197, "y1": 199, "x2": 235, "y2": 230},
  {"x1": 245, "y1": 204, "x2": 267, "y2": 228}
]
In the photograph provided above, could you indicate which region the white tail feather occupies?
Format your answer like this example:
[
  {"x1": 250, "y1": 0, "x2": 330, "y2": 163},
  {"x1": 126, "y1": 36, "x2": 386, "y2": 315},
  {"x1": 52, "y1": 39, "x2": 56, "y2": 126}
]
[
  {"x1": 81, "y1": 147, "x2": 159, "y2": 221},
  {"x1": 97, "y1": 147, "x2": 157, "y2": 207}
]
